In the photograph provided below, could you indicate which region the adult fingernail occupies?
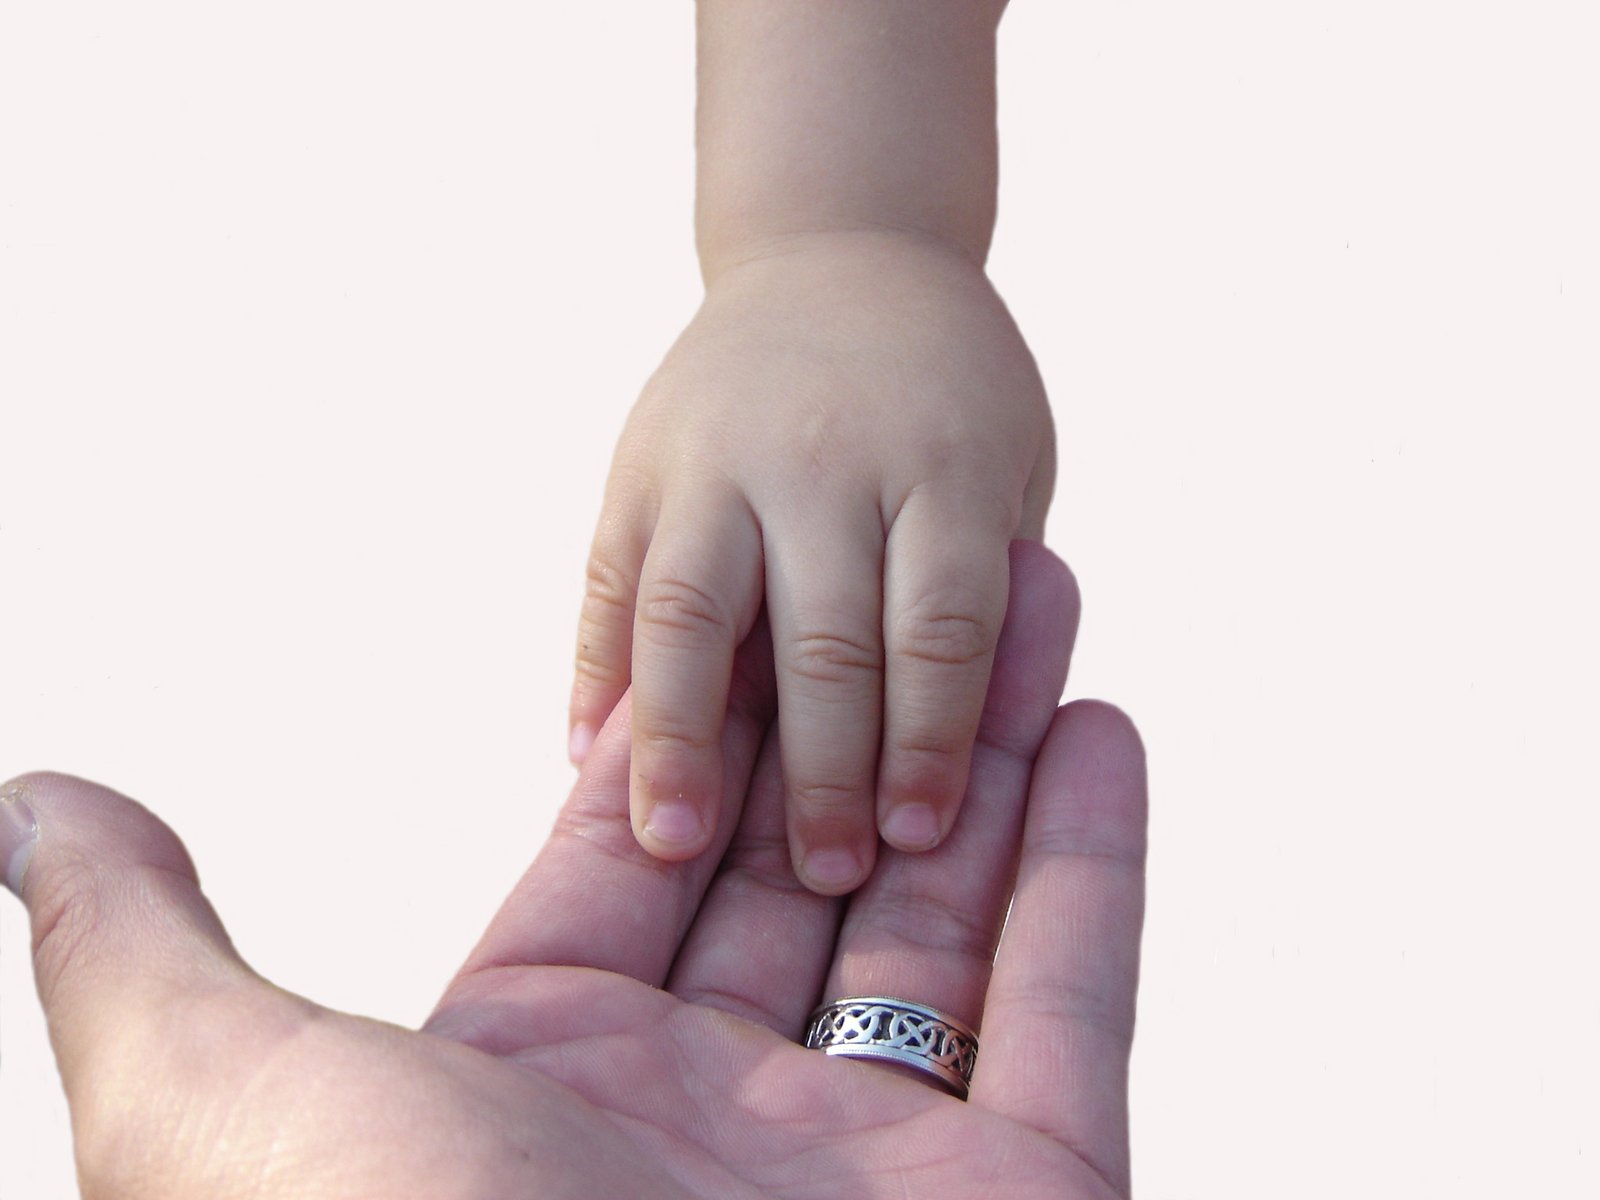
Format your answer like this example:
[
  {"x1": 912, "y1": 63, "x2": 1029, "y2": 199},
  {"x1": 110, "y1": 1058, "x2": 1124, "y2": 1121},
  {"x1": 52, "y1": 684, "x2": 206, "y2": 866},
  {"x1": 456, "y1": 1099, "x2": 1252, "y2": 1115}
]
[
  {"x1": 800, "y1": 846, "x2": 863, "y2": 894},
  {"x1": 568, "y1": 722, "x2": 597, "y2": 765},
  {"x1": 642, "y1": 799, "x2": 704, "y2": 849},
  {"x1": 882, "y1": 802, "x2": 941, "y2": 851},
  {"x1": 1, "y1": 781, "x2": 39, "y2": 895}
]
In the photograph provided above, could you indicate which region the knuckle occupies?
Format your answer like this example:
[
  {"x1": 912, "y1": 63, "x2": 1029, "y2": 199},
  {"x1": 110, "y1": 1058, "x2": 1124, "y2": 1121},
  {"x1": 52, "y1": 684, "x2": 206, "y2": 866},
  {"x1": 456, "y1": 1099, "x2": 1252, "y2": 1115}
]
[
  {"x1": 865, "y1": 888, "x2": 997, "y2": 962},
  {"x1": 572, "y1": 650, "x2": 628, "y2": 690},
  {"x1": 671, "y1": 983, "x2": 789, "y2": 1033},
  {"x1": 789, "y1": 779, "x2": 870, "y2": 815},
  {"x1": 890, "y1": 730, "x2": 967, "y2": 763},
  {"x1": 891, "y1": 605, "x2": 995, "y2": 668},
  {"x1": 784, "y1": 630, "x2": 883, "y2": 687},
  {"x1": 583, "y1": 552, "x2": 638, "y2": 614},
  {"x1": 1011, "y1": 973, "x2": 1136, "y2": 1048},
  {"x1": 29, "y1": 864, "x2": 103, "y2": 1000},
  {"x1": 637, "y1": 724, "x2": 719, "y2": 756},
  {"x1": 714, "y1": 848, "x2": 812, "y2": 897},
  {"x1": 550, "y1": 809, "x2": 660, "y2": 873},
  {"x1": 636, "y1": 577, "x2": 731, "y2": 646},
  {"x1": 1033, "y1": 832, "x2": 1148, "y2": 876}
]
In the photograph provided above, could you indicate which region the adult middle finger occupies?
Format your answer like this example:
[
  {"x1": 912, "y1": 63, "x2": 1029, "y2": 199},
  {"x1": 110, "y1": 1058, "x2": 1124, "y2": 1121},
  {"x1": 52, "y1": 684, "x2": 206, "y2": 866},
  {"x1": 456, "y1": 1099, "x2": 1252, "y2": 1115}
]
[{"x1": 817, "y1": 541, "x2": 1079, "y2": 1086}]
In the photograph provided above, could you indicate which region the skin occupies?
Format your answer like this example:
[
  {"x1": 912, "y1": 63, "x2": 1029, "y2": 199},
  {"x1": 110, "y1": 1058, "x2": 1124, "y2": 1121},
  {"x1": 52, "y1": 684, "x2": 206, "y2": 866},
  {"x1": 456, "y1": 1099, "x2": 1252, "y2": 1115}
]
[
  {"x1": 2, "y1": 545, "x2": 1145, "y2": 1199},
  {"x1": 569, "y1": 1, "x2": 1055, "y2": 893}
]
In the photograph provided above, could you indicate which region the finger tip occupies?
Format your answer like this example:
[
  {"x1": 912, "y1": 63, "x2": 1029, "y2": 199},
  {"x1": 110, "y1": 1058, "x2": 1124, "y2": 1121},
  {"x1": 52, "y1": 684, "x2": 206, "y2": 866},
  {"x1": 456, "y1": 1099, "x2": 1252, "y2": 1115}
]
[
  {"x1": 1037, "y1": 699, "x2": 1150, "y2": 850},
  {"x1": 1055, "y1": 698, "x2": 1143, "y2": 754},
  {"x1": 879, "y1": 802, "x2": 944, "y2": 852},
  {"x1": 796, "y1": 844, "x2": 871, "y2": 896},
  {"x1": 1007, "y1": 536, "x2": 1058, "y2": 574},
  {"x1": 568, "y1": 721, "x2": 597, "y2": 766},
  {"x1": 1, "y1": 780, "x2": 39, "y2": 896},
  {"x1": 1009, "y1": 539, "x2": 1078, "y2": 606},
  {"x1": 636, "y1": 796, "x2": 713, "y2": 860}
]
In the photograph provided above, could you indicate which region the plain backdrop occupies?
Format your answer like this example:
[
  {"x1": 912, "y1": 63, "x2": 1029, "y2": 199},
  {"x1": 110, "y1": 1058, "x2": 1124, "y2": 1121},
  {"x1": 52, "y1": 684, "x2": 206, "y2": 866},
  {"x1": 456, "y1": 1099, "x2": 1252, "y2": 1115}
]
[{"x1": 2, "y1": 2, "x2": 1596, "y2": 1196}]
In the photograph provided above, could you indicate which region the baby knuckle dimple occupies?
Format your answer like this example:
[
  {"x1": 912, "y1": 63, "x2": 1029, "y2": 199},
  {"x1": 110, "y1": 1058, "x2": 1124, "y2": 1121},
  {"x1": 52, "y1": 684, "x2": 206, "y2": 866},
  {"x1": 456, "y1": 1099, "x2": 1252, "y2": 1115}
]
[
  {"x1": 583, "y1": 552, "x2": 638, "y2": 613},
  {"x1": 788, "y1": 779, "x2": 870, "y2": 815},
  {"x1": 888, "y1": 729, "x2": 966, "y2": 765},
  {"x1": 890, "y1": 606, "x2": 995, "y2": 668},
  {"x1": 783, "y1": 629, "x2": 883, "y2": 686},
  {"x1": 636, "y1": 723, "x2": 719, "y2": 757},
  {"x1": 571, "y1": 649, "x2": 628, "y2": 689},
  {"x1": 636, "y1": 577, "x2": 731, "y2": 645}
]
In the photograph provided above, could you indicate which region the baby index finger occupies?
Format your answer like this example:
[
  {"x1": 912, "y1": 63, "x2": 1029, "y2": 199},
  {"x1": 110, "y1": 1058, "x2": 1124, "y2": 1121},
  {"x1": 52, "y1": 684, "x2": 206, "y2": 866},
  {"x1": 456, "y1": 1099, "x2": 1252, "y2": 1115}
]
[{"x1": 627, "y1": 500, "x2": 764, "y2": 860}]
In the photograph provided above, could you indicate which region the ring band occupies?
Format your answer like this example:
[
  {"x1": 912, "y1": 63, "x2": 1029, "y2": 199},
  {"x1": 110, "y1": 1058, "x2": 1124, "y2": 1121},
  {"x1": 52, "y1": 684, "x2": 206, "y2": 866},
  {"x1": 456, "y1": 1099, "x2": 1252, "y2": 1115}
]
[{"x1": 803, "y1": 996, "x2": 979, "y2": 1099}]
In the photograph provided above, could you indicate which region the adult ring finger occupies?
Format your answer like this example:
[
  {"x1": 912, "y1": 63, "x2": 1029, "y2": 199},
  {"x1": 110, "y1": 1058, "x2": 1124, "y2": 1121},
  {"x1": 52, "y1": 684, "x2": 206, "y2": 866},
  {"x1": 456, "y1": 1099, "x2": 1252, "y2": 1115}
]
[{"x1": 803, "y1": 995, "x2": 979, "y2": 1099}]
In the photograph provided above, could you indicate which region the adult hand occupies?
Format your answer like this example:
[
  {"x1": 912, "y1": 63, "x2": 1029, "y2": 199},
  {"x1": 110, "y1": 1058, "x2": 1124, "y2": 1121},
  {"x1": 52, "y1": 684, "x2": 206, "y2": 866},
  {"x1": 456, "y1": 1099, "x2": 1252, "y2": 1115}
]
[{"x1": 1, "y1": 544, "x2": 1144, "y2": 1199}]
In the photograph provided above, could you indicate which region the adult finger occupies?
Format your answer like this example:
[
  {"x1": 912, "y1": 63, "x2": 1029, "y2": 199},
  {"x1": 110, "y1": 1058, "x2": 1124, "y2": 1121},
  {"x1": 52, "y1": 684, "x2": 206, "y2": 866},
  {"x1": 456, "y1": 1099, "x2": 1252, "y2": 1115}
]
[
  {"x1": 765, "y1": 504, "x2": 887, "y2": 894},
  {"x1": 876, "y1": 486, "x2": 1013, "y2": 852},
  {"x1": 817, "y1": 542, "x2": 1079, "y2": 1086},
  {"x1": 665, "y1": 725, "x2": 842, "y2": 1039},
  {"x1": 429, "y1": 619, "x2": 779, "y2": 1038},
  {"x1": 628, "y1": 492, "x2": 764, "y2": 859},
  {"x1": 0, "y1": 772, "x2": 260, "y2": 1101},
  {"x1": 972, "y1": 700, "x2": 1148, "y2": 1197},
  {"x1": 569, "y1": 475, "x2": 655, "y2": 765}
]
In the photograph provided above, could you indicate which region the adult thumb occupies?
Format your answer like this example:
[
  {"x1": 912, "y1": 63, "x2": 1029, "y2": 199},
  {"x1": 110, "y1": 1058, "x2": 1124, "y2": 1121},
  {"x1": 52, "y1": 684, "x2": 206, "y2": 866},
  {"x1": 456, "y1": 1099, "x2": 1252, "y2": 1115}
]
[{"x1": 1, "y1": 771, "x2": 254, "y2": 1094}]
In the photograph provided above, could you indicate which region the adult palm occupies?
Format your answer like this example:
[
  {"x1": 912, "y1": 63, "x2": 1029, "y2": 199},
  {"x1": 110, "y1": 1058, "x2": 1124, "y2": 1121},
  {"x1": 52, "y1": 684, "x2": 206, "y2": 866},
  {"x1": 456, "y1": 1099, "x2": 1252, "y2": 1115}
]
[{"x1": 3, "y1": 544, "x2": 1146, "y2": 1199}]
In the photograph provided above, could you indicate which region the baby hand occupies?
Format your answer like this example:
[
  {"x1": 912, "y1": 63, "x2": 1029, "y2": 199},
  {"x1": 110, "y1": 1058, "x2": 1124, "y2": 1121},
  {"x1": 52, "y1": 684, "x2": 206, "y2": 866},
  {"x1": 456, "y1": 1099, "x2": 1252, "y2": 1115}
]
[{"x1": 569, "y1": 231, "x2": 1054, "y2": 894}]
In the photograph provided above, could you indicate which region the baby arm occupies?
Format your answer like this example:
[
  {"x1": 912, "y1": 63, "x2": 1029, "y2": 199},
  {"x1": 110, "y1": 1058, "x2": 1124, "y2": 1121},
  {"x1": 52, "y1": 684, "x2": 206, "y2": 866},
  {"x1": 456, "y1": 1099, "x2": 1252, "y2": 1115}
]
[{"x1": 569, "y1": 0, "x2": 1055, "y2": 893}]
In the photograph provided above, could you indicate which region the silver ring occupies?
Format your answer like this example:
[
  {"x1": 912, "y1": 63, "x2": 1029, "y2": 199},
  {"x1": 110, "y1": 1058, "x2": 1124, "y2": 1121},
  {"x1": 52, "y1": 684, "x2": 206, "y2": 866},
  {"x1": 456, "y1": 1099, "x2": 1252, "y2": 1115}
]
[{"x1": 803, "y1": 996, "x2": 978, "y2": 1099}]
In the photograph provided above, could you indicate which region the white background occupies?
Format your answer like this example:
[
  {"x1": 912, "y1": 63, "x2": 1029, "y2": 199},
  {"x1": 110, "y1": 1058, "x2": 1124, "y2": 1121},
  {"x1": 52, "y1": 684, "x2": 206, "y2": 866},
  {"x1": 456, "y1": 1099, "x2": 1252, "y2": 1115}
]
[{"x1": 2, "y1": 2, "x2": 1596, "y2": 1196}]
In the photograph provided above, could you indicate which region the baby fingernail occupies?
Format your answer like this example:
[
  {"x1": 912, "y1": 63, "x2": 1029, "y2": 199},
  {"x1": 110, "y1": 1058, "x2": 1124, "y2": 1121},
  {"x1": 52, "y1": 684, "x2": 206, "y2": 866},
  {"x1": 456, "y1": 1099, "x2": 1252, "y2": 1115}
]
[
  {"x1": 1, "y1": 782, "x2": 39, "y2": 895},
  {"x1": 643, "y1": 799, "x2": 704, "y2": 848},
  {"x1": 882, "y1": 803, "x2": 941, "y2": 851},
  {"x1": 568, "y1": 723, "x2": 597, "y2": 765},
  {"x1": 800, "y1": 846, "x2": 862, "y2": 893}
]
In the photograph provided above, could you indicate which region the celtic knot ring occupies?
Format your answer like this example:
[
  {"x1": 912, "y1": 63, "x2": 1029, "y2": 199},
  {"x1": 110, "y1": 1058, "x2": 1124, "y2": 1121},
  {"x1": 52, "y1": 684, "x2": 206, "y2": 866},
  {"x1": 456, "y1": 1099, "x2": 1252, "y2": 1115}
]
[{"x1": 803, "y1": 996, "x2": 979, "y2": 1099}]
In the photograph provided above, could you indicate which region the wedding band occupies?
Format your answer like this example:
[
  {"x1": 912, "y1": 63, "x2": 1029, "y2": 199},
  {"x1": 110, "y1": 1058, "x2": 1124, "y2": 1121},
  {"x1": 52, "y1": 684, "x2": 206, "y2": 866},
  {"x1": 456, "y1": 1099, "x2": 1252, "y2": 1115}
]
[{"x1": 803, "y1": 996, "x2": 979, "y2": 1099}]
